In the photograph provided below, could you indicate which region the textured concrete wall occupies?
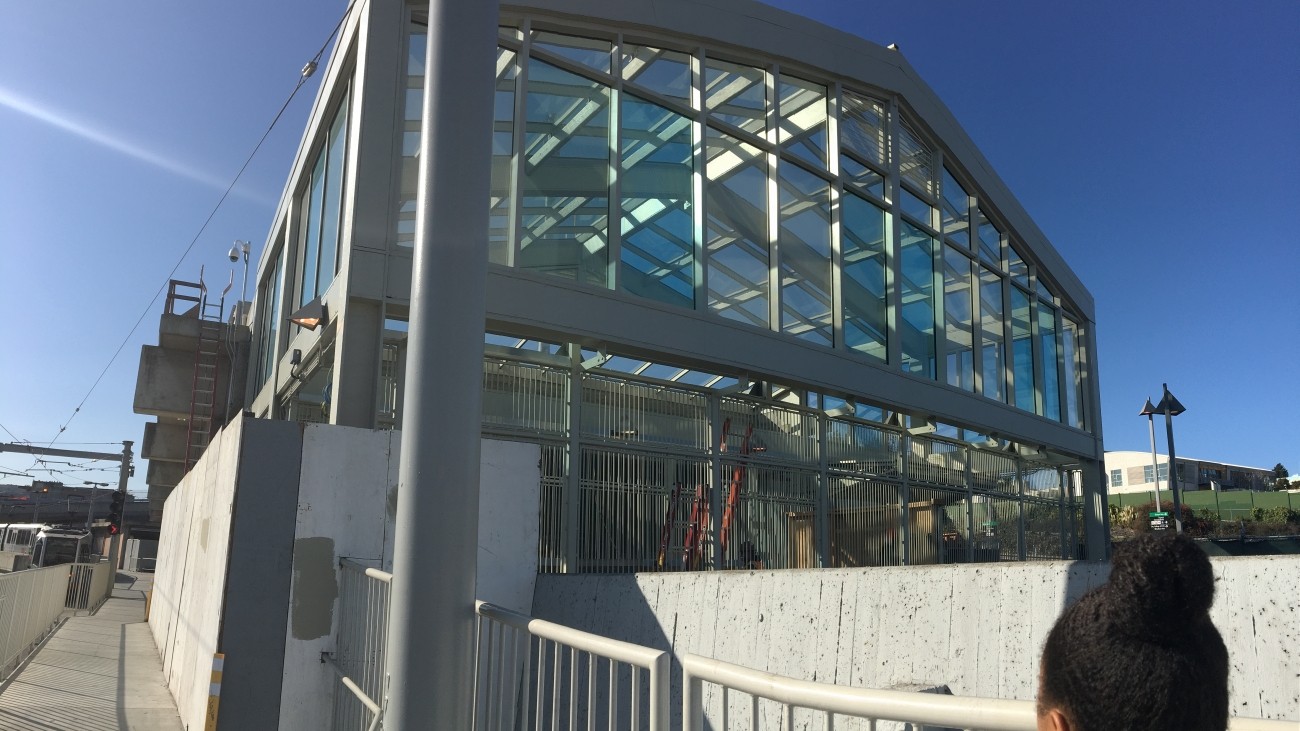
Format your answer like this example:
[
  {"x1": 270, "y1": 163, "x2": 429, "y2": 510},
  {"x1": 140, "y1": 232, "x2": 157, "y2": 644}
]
[
  {"x1": 532, "y1": 557, "x2": 1300, "y2": 725},
  {"x1": 277, "y1": 425, "x2": 395, "y2": 731},
  {"x1": 149, "y1": 416, "x2": 244, "y2": 729},
  {"x1": 275, "y1": 431, "x2": 542, "y2": 730}
]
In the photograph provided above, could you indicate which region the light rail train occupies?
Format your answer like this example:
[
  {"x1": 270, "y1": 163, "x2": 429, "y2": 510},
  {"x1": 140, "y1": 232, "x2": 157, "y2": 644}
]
[{"x1": 0, "y1": 523, "x2": 91, "y2": 567}]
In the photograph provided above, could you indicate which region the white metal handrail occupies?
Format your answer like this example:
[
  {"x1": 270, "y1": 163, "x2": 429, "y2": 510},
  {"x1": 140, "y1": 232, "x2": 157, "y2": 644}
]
[
  {"x1": 0, "y1": 565, "x2": 70, "y2": 682},
  {"x1": 65, "y1": 561, "x2": 114, "y2": 613},
  {"x1": 682, "y1": 653, "x2": 1298, "y2": 731},
  {"x1": 327, "y1": 559, "x2": 391, "y2": 731},
  {"x1": 475, "y1": 600, "x2": 670, "y2": 731},
  {"x1": 682, "y1": 653, "x2": 1035, "y2": 731}
]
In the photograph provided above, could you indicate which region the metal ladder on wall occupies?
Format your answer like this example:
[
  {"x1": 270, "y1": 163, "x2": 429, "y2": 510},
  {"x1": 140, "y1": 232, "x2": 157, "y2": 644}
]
[{"x1": 183, "y1": 267, "x2": 232, "y2": 472}]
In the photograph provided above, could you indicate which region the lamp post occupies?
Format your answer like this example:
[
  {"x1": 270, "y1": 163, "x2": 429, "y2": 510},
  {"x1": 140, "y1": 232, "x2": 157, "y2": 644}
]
[
  {"x1": 1155, "y1": 383, "x2": 1187, "y2": 533},
  {"x1": 83, "y1": 481, "x2": 110, "y2": 529},
  {"x1": 226, "y1": 240, "x2": 252, "y2": 422},
  {"x1": 1138, "y1": 399, "x2": 1163, "y2": 513}
]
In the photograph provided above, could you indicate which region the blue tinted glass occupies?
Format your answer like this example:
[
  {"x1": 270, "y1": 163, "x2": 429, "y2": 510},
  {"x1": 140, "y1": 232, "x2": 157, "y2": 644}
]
[
  {"x1": 705, "y1": 127, "x2": 768, "y2": 327},
  {"x1": 300, "y1": 154, "x2": 325, "y2": 307},
  {"x1": 900, "y1": 222, "x2": 936, "y2": 378},
  {"x1": 1011, "y1": 287, "x2": 1034, "y2": 411},
  {"x1": 778, "y1": 164, "x2": 832, "y2": 344},
  {"x1": 317, "y1": 96, "x2": 348, "y2": 298},
  {"x1": 520, "y1": 58, "x2": 610, "y2": 287},
  {"x1": 622, "y1": 45, "x2": 691, "y2": 102},
  {"x1": 841, "y1": 193, "x2": 887, "y2": 361},
  {"x1": 1040, "y1": 306, "x2": 1060, "y2": 421},
  {"x1": 621, "y1": 94, "x2": 694, "y2": 308}
]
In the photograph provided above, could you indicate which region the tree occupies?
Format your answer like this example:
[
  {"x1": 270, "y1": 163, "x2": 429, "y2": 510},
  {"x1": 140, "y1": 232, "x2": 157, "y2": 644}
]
[{"x1": 1274, "y1": 463, "x2": 1291, "y2": 491}]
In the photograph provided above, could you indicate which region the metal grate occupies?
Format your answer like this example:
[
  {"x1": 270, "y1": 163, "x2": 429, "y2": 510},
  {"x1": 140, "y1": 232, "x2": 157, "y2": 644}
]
[
  {"x1": 825, "y1": 477, "x2": 903, "y2": 567},
  {"x1": 577, "y1": 446, "x2": 712, "y2": 574},
  {"x1": 907, "y1": 435, "x2": 967, "y2": 488},
  {"x1": 721, "y1": 397, "x2": 819, "y2": 466},
  {"x1": 482, "y1": 360, "x2": 569, "y2": 436},
  {"x1": 970, "y1": 449, "x2": 1019, "y2": 495},
  {"x1": 719, "y1": 463, "x2": 817, "y2": 570},
  {"x1": 580, "y1": 375, "x2": 710, "y2": 451},
  {"x1": 825, "y1": 419, "x2": 901, "y2": 478}
]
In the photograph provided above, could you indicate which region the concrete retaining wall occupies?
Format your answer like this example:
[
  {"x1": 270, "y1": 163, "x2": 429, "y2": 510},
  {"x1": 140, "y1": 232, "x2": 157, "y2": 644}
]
[
  {"x1": 150, "y1": 418, "x2": 541, "y2": 730},
  {"x1": 533, "y1": 557, "x2": 1300, "y2": 725}
]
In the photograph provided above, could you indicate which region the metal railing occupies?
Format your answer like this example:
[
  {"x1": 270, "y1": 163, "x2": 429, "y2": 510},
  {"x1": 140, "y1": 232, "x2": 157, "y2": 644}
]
[
  {"x1": 65, "y1": 561, "x2": 114, "y2": 614},
  {"x1": 474, "y1": 601, "x2": 669, "y2": 731},
  {"x1": 0, "y1": 565, "x2": 70, "y2": 682},
  {"x1": 681, "y1": 653, "x2": 1298, "y2": 731},
  {"x1": 326, "y1": 559, "x2": 391, "y2": 731}
]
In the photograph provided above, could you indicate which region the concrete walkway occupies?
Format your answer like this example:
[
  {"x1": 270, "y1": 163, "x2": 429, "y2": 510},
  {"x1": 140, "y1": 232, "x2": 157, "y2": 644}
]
[{"x1": 0, "y1": 572, "x2": 183, "y2": 730}]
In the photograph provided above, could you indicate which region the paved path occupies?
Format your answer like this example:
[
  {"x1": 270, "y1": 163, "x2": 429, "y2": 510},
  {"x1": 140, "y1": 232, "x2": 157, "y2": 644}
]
[{"x1": 0, "y1": 572, "x2": 183, "y2": 730}]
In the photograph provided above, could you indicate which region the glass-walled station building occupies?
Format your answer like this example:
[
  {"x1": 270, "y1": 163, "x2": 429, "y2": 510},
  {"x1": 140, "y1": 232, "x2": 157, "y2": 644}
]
[{"x1": 243, "y1": 0, "x2": 1106, "y2": 569}]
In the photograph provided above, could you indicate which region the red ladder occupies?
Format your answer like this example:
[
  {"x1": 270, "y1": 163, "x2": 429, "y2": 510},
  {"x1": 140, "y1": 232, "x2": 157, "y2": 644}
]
[{"x1": 183, "y1": 268, "x2": 229, "y2": 472}]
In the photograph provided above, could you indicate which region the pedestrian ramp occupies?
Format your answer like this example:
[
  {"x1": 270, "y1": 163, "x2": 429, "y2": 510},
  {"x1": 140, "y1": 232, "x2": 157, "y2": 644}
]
[{"x1": 0, "y1": 572, "x2": 182, "y2": 730}]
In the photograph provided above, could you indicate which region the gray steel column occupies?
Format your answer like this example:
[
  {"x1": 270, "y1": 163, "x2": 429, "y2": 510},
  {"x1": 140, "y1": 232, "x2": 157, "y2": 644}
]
[
  {"x1": 107, "y1": 441, "x2": 132, "y2": 571},
  {"x1": 384, "y1": 0, "x2": 498, "y2": 727}
]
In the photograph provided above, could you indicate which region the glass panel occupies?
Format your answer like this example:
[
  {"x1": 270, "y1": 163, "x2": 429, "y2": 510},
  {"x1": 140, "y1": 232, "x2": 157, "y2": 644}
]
[
  {"x1": 940, "y1": 168, "x2": 969, "y2": 247},
  {"x1": 841, "y1": 193, "x2": 887, "y2": 361},
  {"x1": 532, "y1": 31, "x2": 613, "y2": 73},
  {"x1": 396, "y1": 24, "x2": 425, "y2": 249},
  {"x1": 620, "y1": 93, "x2": 694, "y2": 308},
  {"x1": 621, "y1": 45, "x2": 691, "y2": 102},
  {"x1": 897, "y1": 118, "x2": 934, "y2": 196},
  {"x1": 489, "y1": 48, "x2": 517, "y2": 265},
  {"x1": 706, "y1": 127, "x2": 769, "y2": 327},
  {"x1": 900, "y1": 222, "x2": 936, "y2": 379},
  {"x1": 1040, "y1": 306, "x2": 1061, "y2": 421},
  {"x1": 777, "y1": 164, "x2": 832, "y2": 345},
  {"x1": 300, "y1": 153, "x2": 325, "y2": 307},
  {"x1": 979, "y1": 266, "x2": 1005, "y2": 402},
  {"x1": 1036, "y1": 276, "x2": 1053, "y2": 302},
  {"x1": 976, "y1": 209, "x2": 1001, "y2": 268},
  {"x1": 1011, "y1": 286, "x2": 1035, "y2": 411},
  {"x1": 841, "y1": 91, "x2": 886, "y2": 167},
  {"x1": 944, "y1": 246, "x2": 974, "y2": 391},
  {"x1": 901, "y1": 187, "x2": 934, "y2": 228},
  {"x1": 317, "y1": 95, "x2": 348, "y2": 297},
  {"x1": 840, "y1": 155, "x2": 884, "y2": 200},
  {"x1": 1062, "y1": 317, "x2": 1082, "y2": 429},
  {"x1": 258, "y1": 253, "x2": 283, "y2": 387},
  {"x1": 520, "y1": 58, "x2": 611, "y2": 287},
  {"x1": 705, "y1": 59, "x2": 766, "y2": 135},
  {"x1": 778, "y1": 75, "x2": 828, "y2": 167},
  {"x1": 1008, "y1": 244, "x2": 1029, "y2": 286}
]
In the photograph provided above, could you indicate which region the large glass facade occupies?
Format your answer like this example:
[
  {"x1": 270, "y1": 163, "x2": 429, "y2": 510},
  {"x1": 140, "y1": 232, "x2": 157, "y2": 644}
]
[
  {"x1": 298, "y1": 94, "x2": 349, "y2": 307},
  {"x1": 390, "y1": 23, "x2": 1092, "y2": 429}
]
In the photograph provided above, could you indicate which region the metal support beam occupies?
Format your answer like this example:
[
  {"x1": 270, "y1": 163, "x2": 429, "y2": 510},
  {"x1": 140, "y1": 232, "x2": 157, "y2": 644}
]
[
  {"x1": 0, "y1": 443, "x2": 125, "y2": 462},
  {"x1": 384, "y1": 0, "x2": 498, "y2": 727},
  {"x1": 108, "y1": 441, "x2": 133, "y2": 572}
]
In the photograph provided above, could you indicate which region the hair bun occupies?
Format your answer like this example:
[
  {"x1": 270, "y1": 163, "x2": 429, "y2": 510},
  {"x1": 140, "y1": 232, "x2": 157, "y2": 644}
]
[{"x1": 1107, "y1": 533, "x2": 1215, "y2": 626}]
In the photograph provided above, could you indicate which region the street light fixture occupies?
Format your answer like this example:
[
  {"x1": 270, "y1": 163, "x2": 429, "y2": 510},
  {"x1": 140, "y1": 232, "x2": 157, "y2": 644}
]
[
  {"x1": 84, "y1": 481, "x2": 110, "y2": 529},
  {"x1": 1155, "y1": 383, "x2": 1187, "y2": 533},
  {"x1": 1137, "y1": 399, "x2": 1163, "y2": 514}
]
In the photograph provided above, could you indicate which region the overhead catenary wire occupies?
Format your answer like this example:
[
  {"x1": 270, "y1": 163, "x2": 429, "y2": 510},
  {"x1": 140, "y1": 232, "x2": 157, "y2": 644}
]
[{"x1": 23, "y1": 0, "x2": 359, "y2": 463}]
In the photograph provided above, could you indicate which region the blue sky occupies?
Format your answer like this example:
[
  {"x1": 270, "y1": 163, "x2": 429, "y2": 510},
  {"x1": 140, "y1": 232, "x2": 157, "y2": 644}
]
[{"x1": 1, "y1": 0, "x2": 1296, "y2": 497}]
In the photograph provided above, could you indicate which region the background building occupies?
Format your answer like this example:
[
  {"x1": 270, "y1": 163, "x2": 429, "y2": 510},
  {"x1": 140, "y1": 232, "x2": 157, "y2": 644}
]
[{"x1": 1105, "y1": 450, "x2": 1273, "y2": 495}]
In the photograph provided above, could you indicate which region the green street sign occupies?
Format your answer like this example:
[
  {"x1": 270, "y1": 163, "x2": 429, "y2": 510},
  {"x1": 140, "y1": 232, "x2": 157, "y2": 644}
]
[{"x1": 1149, "y1": 511, "x2": 1169, "y2": 518}]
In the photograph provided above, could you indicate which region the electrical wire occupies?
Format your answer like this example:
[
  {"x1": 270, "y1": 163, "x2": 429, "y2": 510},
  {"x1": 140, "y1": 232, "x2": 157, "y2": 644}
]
[{"x1": 26, "y1": 0, "x2": 360, "y2": 461}]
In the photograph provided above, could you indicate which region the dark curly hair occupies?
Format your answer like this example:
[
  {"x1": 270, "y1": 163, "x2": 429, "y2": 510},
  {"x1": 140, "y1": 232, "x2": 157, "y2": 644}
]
[{"x1": 1037, "y1": 533, "x2": 1228, "y2": 731}]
